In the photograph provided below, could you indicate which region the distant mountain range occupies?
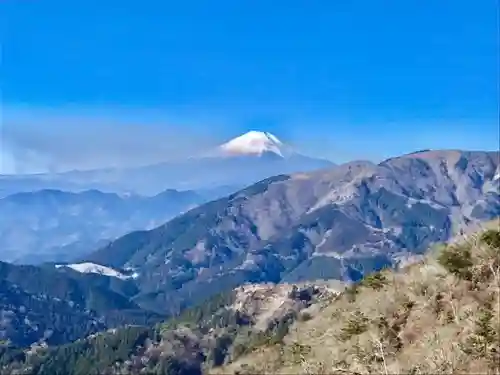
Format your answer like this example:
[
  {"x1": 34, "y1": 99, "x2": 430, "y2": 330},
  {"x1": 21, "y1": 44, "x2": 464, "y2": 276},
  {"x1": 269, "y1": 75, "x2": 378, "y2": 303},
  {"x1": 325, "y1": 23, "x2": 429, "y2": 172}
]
[
  {"x1": 0, "y1": 131, "x2": 333, "y2": 197},
  {"x1": 0, "y1": 188, "x2": 208, "y2": 264},
  {"x1": 82, "y1": 149, "x2": 499, "y2": 312},
  {"x1": 0, "y1": 131, "x2": 333, "y2": 265}
]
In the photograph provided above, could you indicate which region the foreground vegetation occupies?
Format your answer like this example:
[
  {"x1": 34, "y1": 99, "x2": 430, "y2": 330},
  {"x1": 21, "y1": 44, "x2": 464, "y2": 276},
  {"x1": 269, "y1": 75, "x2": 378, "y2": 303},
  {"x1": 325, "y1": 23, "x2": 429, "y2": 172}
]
[{"x1": 215, "y1": 224, "x2": 500, "y2": 374}]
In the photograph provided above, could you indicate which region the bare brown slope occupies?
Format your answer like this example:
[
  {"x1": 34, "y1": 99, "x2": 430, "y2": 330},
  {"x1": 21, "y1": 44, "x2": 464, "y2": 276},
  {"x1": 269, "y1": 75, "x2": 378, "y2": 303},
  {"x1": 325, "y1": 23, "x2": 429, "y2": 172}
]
[{"x1": 213, "y1": 221, "x2": 500, "y2": 374}]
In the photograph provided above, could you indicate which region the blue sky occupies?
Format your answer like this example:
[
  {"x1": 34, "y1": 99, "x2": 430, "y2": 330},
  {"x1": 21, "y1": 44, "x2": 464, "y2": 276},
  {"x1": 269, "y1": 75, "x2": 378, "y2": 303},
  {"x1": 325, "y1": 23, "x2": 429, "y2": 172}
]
[{"x1": 1, "y1": 0, "x2": 499, "y2": 172}]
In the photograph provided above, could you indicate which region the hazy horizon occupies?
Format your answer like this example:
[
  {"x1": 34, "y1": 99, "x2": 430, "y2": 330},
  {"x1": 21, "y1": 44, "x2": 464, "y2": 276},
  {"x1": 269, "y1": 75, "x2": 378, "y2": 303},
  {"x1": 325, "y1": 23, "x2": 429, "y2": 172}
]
[{"x1": 1, "y1": 106, "x2": 499, "y2": 175}]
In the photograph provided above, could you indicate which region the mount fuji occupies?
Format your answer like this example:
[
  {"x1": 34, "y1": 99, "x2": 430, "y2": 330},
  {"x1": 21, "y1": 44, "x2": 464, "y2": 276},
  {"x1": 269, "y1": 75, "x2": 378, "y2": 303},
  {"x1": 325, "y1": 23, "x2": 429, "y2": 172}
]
[
  {"x1": 213, "y1": 130, "x2": 294, "y2": 158},
  {"x1": 0, "y1": 131, "x2": 334, "y2": 196},
  {"x1": 108, "y1": 131, "x2": 334, "y2": 194}
]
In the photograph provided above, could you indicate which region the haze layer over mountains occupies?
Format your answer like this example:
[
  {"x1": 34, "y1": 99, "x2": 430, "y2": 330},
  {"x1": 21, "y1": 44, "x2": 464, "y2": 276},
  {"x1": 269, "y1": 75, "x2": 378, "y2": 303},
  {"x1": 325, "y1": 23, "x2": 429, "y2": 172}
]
[
  {"x1": 0, "y1": 132, "x2": 333, "y2": 264},
  {"x1": 0, "y1": 131, "x2": 333, "y2": 197}
]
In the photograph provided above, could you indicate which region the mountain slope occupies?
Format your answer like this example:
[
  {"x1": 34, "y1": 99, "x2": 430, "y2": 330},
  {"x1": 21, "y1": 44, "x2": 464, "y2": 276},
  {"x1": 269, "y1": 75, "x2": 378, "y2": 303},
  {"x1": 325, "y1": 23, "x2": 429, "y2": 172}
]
[
  {"x1": 0, "y1": 261, "x2": 163, "y2": 347},
  {"x1": 213, "y1": 224, "x2": 500, "y2": 375},
  {"x1": 86, "y1": 150, "x2": 500, "y2": 312},
  {"x1": 0, "y1": 188, "x2": 206, "y2": 264},
  {"x1": 0, "y1": 278, "x2": 106, "y2": 348},
  {"x1": 0, "y1": 281, "x2": 339, "y2": 375}
]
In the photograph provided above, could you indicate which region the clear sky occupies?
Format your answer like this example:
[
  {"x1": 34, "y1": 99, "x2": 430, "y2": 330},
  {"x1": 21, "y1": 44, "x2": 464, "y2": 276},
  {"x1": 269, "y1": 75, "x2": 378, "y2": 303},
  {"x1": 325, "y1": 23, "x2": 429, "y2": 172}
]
[{"x1": 1, "y1": 1, "x2": 499, "y2": 173}]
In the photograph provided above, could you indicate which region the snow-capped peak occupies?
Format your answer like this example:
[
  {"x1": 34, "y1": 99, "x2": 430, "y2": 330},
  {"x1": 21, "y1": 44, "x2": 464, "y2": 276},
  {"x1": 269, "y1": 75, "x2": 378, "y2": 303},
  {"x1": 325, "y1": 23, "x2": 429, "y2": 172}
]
[{"x1": 217, "y1": 131, "x2": 291, "y2": 158}]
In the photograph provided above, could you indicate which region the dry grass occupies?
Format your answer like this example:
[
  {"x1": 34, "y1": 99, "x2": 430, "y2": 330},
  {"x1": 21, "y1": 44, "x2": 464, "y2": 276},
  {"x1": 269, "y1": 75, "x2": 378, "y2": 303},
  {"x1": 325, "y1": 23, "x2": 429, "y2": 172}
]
[{"x1": 212, "y1": 222, "x2": 500, "y2": 375}]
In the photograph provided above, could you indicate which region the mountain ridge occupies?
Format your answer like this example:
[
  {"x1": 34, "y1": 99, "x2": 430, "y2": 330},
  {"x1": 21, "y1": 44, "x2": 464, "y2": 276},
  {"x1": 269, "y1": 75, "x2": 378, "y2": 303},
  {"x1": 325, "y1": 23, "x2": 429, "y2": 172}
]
[{"x1": 84, "y1": 149, "x2": 500, "y2": 312}]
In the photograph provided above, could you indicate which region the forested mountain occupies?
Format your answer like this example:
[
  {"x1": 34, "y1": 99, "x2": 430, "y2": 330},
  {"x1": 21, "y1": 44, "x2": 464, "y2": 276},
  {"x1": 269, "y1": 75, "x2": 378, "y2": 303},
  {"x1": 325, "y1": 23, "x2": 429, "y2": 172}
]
[
  {"x1": 0, "y1": 261, "x2": 163, "y2": 348},
  {"x1": 85, "y1": 150, "x2": 500, "y2": 312},
  {"x1": 0, "y1": 281, "x2": 338, "y2": 375}
]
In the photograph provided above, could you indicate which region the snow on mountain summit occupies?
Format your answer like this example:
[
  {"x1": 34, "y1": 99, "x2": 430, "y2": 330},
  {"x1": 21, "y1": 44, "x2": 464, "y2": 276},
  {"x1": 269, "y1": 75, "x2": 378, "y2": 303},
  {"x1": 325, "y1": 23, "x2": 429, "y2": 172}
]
[{"x1": 217, "y1": 131, "x2": 292, "y2": 157}]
